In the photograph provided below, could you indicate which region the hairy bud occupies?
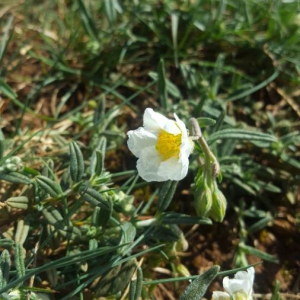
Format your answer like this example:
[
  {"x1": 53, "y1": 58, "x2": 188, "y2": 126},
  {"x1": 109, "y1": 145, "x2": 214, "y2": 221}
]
[
  {"x1": 194, "y1": 184, "x2": 212, "y2": 217},
  {"x1": 210, "y1": 188, "x2": 227, "y2": 222}
]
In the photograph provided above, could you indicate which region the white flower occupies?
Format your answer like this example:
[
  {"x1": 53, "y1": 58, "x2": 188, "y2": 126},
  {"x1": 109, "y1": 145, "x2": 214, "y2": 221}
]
[
  {"x1": 127, "y1": 108, "x2": 193, "y2": 182},
  {"x1": 212, "y1": 267, "x2": 255, "y2": 300}
]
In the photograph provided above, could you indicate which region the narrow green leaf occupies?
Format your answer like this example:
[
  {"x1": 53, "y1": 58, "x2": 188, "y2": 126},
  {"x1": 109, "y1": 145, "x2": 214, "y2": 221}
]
[
  {"x1": 148, "y1": 72, "x2": 181, "y2": 98},
  {"x1": 6, "y1": 196, "x2": 29, "y2": 210},
  {"x1": 46, "y1": 265, "x2": 58, "y2": 287},
  {"x1": 0, "y1": 250, "x2": 11, "y2": 288},
  {"x1": 42, "y1": 207, "x2": 63, "y2": 225},
  {"x1": 226, "y1": 70, "x2": 279, "y2": 101},
  {"x1": 134, "y1": 267, "x2": 143, "y2": 300},
  {"x1": 15, "y1": 243, "x2": 25, "y2": 282},
  {"x1": 179, "y1": 265, "x2": 220, "y2": 300},
  {"x1": 197, "y1": 117, "x2": 216, "y2": 128},
  {"x1": 208, "y1": 129, "x2": 277, "y2": 144},
  {"x1": 171, "y1": 12, "x2": 179, "y2": 67},
  {"x1": 75, "y1": 0, "x2": 99, "y2": 41},
  {"x1": 36, "y1": 176, "x2": 62, "y2": 198},
  {"x1": 143, "y1": 264, "x2": 260, "y2": 285},
  {"x1": 93, "y1": 95, "x2": 106, "y2": 125},
  {"x1": 0, "y1": 130, "x2": 5, "y2": 160},
  {"x1": 0, "y1": 240, "x2": 14, "y2": 248},
  {"x1": 158, "y1": 59, "x2": 168, "y2": 110},
  {"x1": 239, "y1": 244, "x2": 279, "y2": 263},
  {"x1": 94, "y1": 264, "x2": 122, "y2": 296},
  {"x1": 69, "y1": 142, "x2": 84, "y2": 182},
  {"x1": 104, "y1": 0, "x2": 116, "y2": 23},
  {"x1": 247, "y1": 215, "x2": 273, "y2": 234},
  {"x1": 90, "y1": 137, "x2": 107, "y2": 175},
  {"x1": 98, "y1": 199, "x2": 113, "y2": 228},
  {"x1": 15, "y1": 219, "x2": 30, "y2": 245},
  {"x1": 89, "y1": 239, "x2": 98, "y2": 251},
  {"x1": 0, "y1": 172, "x2": 31, "y2": 185},
  {"x1": 81, "y1": 188, "x2": 110, "y2": 210},
  {"x1": 0, "y1": 79, "x2": 50, "y2": 120},
  {"x1": 0, "y1": 244, "x2": 128, "y2": 295},
  {"x1": 271, "y1": 280, "x2": 281, "y2": 300},
  {"x1": 59, "y1": 225, "x2": 82, "y2": 240},
  {"x1": 161, "y1": 212, "x2": 212, "y2": 225},
  {"x1": 91, "y1": 206, "x2": 101, "y2": 227},
  {"x1": 129, "y1": 278, "x2": 137, "y2": 300},
  {"x1": 157, "y1": 181, "x2": 178, "y2": 212},
  {"x1": 55, "y1": 85, "x2": 77, "y2": 119},
  {"x1": 119, "y1": 222, "x2": 137, "y2": 254},
  {"x1": 91, "y1": 150, "x2": 103, "y2": 176},
  {"x1": 109, "y1": 259, "x2": 137, "y2": 295},
  {"x1": 0, "y1": 15, "x2": 14, "y2": 65}
]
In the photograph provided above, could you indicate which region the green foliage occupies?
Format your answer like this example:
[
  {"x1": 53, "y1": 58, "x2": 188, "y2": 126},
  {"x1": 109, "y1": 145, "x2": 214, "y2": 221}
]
[
  {"x1": 0, "y1": 0, "x2": 298, "y2": 298},
  {"x1": 69, "y1": 141, "x2": 85, "y2": 183},
  {"x1": 157, "y1": 180, "x2": 178, "y2": 212},
  {"x1": 179, "y1": 265, "x2": 220, "y2": 300}
]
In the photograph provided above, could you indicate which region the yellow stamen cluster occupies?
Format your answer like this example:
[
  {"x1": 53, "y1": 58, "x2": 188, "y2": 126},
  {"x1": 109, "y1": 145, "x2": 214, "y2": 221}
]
[
  {"x1": 233, "y1": 291, "x2": 249, "y2": 300},
  {"x1": 156, "y1": 129, "x2": 182, "y2": 161}
]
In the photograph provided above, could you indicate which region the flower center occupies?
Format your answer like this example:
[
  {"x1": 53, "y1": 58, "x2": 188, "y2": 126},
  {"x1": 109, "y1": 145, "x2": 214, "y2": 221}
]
[{"x1": 156, "y1": 129, "x2": 182, "y2": 161}]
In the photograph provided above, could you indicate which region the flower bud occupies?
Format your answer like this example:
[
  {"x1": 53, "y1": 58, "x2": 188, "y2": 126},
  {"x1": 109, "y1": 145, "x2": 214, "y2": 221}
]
[
  {"x1": 194, "y1": 184, "x2": 212, "y2": 217},
  {"x1": 10, "y1": 156, "x2": 22, "y2": 165},
  {"x1": 177, "y1": 263, "x2": 191, "y2": 277},
  {"x1": 5, "y1": 163, "x2": 18, "y2": 172},
  {"x1": 4, "y1": 156, "x2": 24, "y2": 172},
  {"x1": 209, "y1": 188, "x2": 227, "y2": 222},
  {"x1": 176, "y1": 231, "x2": 189, "y2": 252}
]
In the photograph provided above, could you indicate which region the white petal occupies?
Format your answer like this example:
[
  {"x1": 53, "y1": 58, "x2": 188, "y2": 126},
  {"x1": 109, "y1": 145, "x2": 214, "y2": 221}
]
[
  {"x1": 235, "y1": 268, "x2": 253, "y2": 282},
  {"x1": 223, "y1": 278, "x2": 251, "y2": 296},
  {"x1": 136, "y1": 146, "x2": 165, "y2": 182},
  {"x1": 157, "y1": 156, "x2": 189, "y2": 181},
  {"x1": 127, "y1": 127, "x2": 157, "y2": 158},
  {"x1": 174, "y1": 113, "x2": 193, "y2": 162},
  {"x1": 174, "y1": 113, "x2": 188, "y2": 138},
  {"x1": 212, "y1": 291, "x2": 231, "y2": 300},
  {"x1": 234, "y1": 268, "x2": 255, "y2": 295},
  {"x1": 144, "y1": 108, "x2": 180, "y2": 135},
  {"x1": 223, "y1": 267, "x2": 255, "y2": 297},
  {"x1": 223, "y1": 277, "x2": 244, "y2": 295}
]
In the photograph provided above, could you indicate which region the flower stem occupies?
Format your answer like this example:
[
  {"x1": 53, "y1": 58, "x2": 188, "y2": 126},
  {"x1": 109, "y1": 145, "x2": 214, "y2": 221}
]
[{"x1": 190, "y1": 118, "x2": 220, "y2": 178}]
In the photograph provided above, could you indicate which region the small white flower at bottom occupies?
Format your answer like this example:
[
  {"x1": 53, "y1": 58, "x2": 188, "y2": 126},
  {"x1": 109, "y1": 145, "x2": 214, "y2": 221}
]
[
  {"x1": 212, "y1": 267, "x2": 255, "y2": 300},
  {"x1": 127, "y1": 108, "x2": 193, "y2": 182}
]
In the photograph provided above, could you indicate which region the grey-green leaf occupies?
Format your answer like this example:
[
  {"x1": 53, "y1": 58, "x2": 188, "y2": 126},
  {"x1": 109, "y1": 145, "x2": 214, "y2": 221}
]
[
  {"x1": 239, "y1": 244, "x2": 279, "y2": 263},
  {"x1": 0, "y1": 172, "x2": 31, "y2": 185},
  {"x1": 179, "y1": 265, "x2": 220, "y2": 300},
  {"x1": 81, "y1": 188, "x2": 110, "y2": 210},
  {"x1": 15, "y1": 243, "x2": 25, "y2": 282},
  {"x1": 158, "y1": 58, "x2": 168, "y2": 110},
  {"x1": 69, "y1": 141, "x2": 84, "y2": 182},
  {"x1": 36, "y1": 176, "x2": 62, "y2": 198},
  {"x1": 91, "y1": 150, "x2": 104, "y2": 176},
  {"x1": 134, "y1": 267, "x2": 143, "y2": 300},
  {"x1": 109, "y1": 258, "x2": 137, "y2": 295},
  {"x1": 0, "y1": 250, "x2": 11, "y2": 288},
  {"x1": 42, "y1": 207, "x2": 64, "y2": 225},
  {"x1": 208, "y1": 129, "x2": 277, "y2": 144},
  {"x1": 15, "y1": 219, "x2": 30, "y2": 245},
  {"x1": 157, "y1": 181, "x2": 178, "y2": 212},
  {"x1": 161, "y1": 212, "x2": 212, "y2": 225},
  {"x1": 197, "y1": 117, "x2": 216, "y2": 128},
  {"x1": 6, "y1": 196, "x2": 29, "y2": 210}
]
